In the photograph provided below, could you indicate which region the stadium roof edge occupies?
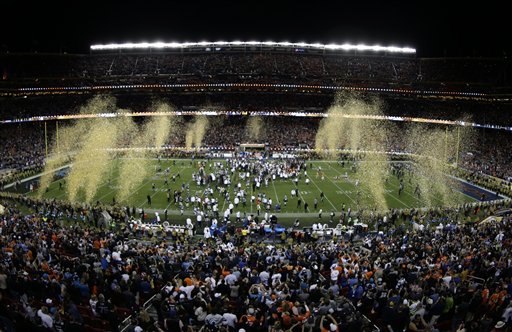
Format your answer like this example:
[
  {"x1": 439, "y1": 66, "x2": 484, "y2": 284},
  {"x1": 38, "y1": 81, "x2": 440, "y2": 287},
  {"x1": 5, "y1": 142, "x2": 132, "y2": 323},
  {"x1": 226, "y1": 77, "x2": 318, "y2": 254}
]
[{"x1": 90, "y1": 41, "x2": 416, "y2": 54}]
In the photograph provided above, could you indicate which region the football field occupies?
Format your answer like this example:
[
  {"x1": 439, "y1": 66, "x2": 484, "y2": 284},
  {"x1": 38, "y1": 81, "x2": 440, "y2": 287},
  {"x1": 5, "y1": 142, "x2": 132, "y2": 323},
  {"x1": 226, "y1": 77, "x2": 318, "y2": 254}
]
[{"x1": 32, "y1": 158, "x2": 477, "y2": 222}]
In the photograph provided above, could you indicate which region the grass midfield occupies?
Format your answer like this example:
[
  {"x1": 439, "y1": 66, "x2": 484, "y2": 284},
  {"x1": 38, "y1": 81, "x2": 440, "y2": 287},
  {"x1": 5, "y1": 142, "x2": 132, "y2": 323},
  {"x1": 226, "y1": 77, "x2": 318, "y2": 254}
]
[{"x1": 31, "y1": 158, "x2": 476, "y2": 225}]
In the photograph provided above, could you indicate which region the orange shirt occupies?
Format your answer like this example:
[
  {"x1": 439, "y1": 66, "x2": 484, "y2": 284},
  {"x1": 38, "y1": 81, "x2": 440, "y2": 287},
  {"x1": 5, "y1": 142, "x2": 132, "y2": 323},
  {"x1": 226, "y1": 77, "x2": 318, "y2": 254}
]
[
  {"x1": 221, "y1": 268, "x2": 230, "y2": 278},
  {"x1": 281, "y1": 313, "x2": 292, "y2": 327},
  {"x1": 482, "y1": 288, "x2": 490, "y2": 304},
  {"x1": 41, "y1": 261, "x2": 50, "y2": 272},
  {"x1": 488, "y1": 292, "x2": 500, "y2": 308}
]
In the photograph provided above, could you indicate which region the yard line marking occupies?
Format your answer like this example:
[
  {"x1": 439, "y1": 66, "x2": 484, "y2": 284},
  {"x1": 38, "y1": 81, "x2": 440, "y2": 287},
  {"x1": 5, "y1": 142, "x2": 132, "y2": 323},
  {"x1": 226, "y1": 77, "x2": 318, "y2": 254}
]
[
  {"x1": 305, "y1": 166, "x2": 338, "y2": 212},
  {"x1": 220, "y1": 160, "x2": 229, "y2": 213},
  {"x1": 322, "y1": 163, "x2": 358, "y2": 205},
  {"x1": 327, "y1": 161, "x2": 411, "y2": 208},
  {"x1": 137, "y1": 160, "x2": 194, "y2": 208},
  {"x1": 250, "y1": 173, "x2": 253, "y2": 214},
  {"x1": 51, "y1": 163, "x2": 120, "y2": 201},
  {"x1": 271, "y1": 177, "x2": 280, "y2": 204}
]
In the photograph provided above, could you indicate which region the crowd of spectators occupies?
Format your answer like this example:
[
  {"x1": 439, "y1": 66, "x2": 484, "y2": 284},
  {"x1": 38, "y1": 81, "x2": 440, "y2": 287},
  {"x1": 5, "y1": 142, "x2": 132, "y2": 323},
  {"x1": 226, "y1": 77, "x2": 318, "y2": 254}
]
[
  {"x1": 460, "y1": 131, "x2": 512, "y2": 181},
  {"x1": 2, "y1": 93, "x2": 512, "y2": 126},
  {"x1": 0, "y1": 49, "x2": 511, "y2": 332},
  {"x1": 0, "y1": 93, "x2": 329, "y2": 120},
  {"x1": 0, "y1": 122, "x2": 45, "y2": 187},
  {"x1": 0, "y1": 51, "x2": 506, "y2": 89},
  {"x1": 0, "y1": 112, "x2": 511, "y2": 183},
  {"x1": 0, "y1": 190, "x2": 512, "y2": 332}
]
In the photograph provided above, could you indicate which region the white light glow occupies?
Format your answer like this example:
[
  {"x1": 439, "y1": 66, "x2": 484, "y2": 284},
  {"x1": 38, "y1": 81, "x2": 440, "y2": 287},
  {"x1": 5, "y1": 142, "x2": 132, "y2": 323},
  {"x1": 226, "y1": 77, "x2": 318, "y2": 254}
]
[{"x1": 90, "y1": 41, "x2": 416, "y2": 53}]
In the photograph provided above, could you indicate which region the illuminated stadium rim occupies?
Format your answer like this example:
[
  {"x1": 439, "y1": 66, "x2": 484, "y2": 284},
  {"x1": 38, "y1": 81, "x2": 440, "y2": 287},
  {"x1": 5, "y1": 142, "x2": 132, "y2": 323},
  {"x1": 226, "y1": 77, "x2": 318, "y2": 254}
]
[
  {"x1": 2, "y1": 110, "x2": 511, "y2": 132},
  {"x1": 90, "y1": 41, "x2": 416, "y2": 54},
  {"x1": 17, "y1": 83, "x2": 486, "y2": 97}
]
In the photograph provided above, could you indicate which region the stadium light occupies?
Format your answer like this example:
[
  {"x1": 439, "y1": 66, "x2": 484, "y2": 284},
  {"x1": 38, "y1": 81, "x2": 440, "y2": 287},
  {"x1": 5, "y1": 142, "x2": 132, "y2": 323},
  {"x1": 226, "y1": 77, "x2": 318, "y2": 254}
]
[
  {"x1": 90, "y1": 41, "x2": 416, "y2": 54},
  {"x1": 152, "y1": 42, "x2": 167, "y2": 48},
  {"x1": 2, "y1": 107, "x2": 510, "y2": 132}
]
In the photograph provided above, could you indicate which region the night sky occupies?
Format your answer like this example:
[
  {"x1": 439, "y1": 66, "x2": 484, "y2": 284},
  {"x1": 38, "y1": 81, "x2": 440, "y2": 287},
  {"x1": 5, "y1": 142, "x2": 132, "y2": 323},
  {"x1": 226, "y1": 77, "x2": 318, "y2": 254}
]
[{"x1": 1, "y1": 1, "x2": 509, "y2": 57}]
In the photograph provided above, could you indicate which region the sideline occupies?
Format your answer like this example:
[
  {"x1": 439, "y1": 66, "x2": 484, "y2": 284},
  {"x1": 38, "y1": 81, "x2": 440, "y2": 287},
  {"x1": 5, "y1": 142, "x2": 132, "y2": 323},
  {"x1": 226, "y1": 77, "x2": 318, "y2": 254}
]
[{"x1": 3, "y1": 164, "x2": 71, "y2": 189}]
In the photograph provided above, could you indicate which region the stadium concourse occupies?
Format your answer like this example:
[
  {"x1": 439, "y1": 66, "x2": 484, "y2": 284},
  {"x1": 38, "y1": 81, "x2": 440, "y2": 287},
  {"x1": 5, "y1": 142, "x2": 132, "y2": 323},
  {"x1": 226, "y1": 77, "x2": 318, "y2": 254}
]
[{"x1": 1, "y1": 43, "x2": 512, "y2": 332}]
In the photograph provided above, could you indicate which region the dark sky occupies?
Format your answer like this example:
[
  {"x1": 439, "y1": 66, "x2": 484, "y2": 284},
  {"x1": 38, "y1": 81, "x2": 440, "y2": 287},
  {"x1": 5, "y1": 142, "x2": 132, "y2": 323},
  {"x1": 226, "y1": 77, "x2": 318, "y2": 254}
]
[{"x1": 1, "y1": 1, "x2": 509, "y2": 57}]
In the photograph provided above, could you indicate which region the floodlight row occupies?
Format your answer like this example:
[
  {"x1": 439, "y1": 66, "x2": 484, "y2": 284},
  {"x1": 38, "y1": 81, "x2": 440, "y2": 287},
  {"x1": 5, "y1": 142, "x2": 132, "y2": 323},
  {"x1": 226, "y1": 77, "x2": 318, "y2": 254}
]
[{"x1": 90, "y1": 41, "x2": 416, "y2": 54}]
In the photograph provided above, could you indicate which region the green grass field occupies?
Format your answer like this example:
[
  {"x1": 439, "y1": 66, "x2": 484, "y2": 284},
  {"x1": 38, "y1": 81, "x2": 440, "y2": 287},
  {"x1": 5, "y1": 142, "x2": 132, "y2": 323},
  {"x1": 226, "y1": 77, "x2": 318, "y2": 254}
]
[{"x1": 32, "y1": 158, "x2": 476, "y2": 222}]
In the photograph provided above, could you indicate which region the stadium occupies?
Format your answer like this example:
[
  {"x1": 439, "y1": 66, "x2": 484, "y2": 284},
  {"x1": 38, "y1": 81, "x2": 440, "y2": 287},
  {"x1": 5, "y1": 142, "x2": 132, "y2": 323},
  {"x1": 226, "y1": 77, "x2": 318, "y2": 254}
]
[{"x1": 1, "y1": 5, "x2": 512, "y2": 332}]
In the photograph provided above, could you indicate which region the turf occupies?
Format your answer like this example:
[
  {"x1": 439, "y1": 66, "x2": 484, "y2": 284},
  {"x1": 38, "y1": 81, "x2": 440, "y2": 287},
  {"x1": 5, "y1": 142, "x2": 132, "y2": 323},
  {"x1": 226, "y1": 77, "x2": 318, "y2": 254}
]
[{"x1": 31, "y1": 158, "x2": 476, "y2": 222}]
